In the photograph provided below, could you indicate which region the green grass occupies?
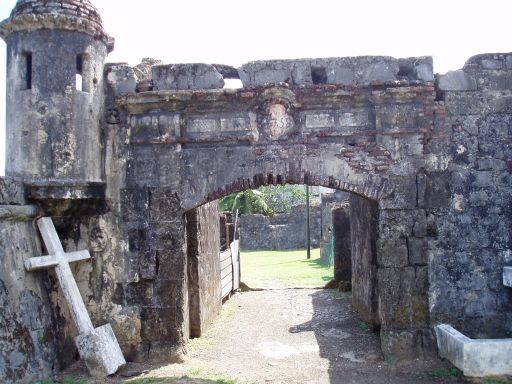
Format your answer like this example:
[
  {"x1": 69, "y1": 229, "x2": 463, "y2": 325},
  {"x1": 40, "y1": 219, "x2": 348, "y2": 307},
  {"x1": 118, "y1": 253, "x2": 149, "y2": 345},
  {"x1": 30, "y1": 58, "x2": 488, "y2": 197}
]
[
  {"x1": 128, "y1": 368, "x2": 251, "y2": 384},
  {"x1": 240, "y1": 248, "x2": 333, "y2": 287},
  {"x1": 430, "y1": 367, "x2": 461, "y2": 378},
  {"x1": 36, "y1": 379, "x2": 89, "y2": 384},
  {"x1": 483, "y1": 378, "x2": 512, "y2": 384}
]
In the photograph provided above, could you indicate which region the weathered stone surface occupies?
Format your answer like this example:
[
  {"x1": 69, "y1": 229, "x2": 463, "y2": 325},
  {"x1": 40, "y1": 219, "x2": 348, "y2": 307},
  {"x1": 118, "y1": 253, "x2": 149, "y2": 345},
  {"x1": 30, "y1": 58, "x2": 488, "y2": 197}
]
[
  {"x1": 75, "y1": 324, "x2": 126, "y2": 376},
  {"x1": 408, "y1": 238, "x2": 428, "y2": 266},
  {"x1": 239, "y1": 56, "x2": 432, "y2": 87},
  {"x1": 105, "y1": 64, "x2": 137, "y2": 96},
  {"x1": 25, "y1": 218, "x2": 125, "y2": 377},
  {"x1": 437, "y1": 70, "x2": 478, "y2": 91},
  {"x1": 152, "y1": 64, "x2": 224, "y2": 90},
  {"x1": 240, "y1": 205, "x2": 321, "y2": 250},
  {"x1": 2, "y1": 0, "x2": 512, "y2": 375},
  {"x1": 0, "y1": 220, "x2": 57, "y2": 384},
  {"x1": 0, "y1": 177, "x2": 25, "y2": 205},
  {"x1": 186, "y1": 202, "x2": 222, "y2": 338},
  {"x1": 349, "y1": 194, "x2": 379, "y2": 328},
  {"x1": 332, "y1": 203, "x2": 351, "y2": 282}
]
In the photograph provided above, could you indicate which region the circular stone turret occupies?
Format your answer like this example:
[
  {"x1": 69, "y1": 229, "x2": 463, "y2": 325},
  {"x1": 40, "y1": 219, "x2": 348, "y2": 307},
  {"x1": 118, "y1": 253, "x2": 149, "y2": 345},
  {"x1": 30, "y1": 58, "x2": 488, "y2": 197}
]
[{"x1": 0, "y1": 0, "x2": 114, "y2": 51}]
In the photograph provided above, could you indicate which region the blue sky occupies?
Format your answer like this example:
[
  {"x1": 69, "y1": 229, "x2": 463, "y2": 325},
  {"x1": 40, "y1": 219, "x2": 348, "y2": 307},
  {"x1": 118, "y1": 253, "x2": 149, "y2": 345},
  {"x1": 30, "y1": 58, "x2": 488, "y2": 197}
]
[{"x1": 1, "y1": 0, "x2": 511, "y2": 175}]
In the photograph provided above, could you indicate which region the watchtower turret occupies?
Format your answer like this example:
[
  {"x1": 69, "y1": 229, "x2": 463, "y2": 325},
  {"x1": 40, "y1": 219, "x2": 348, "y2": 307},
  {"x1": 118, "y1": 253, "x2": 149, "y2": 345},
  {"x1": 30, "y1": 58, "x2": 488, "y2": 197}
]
[{"x1": 0, "y1": 0, "x2": 114, "y2": 182}]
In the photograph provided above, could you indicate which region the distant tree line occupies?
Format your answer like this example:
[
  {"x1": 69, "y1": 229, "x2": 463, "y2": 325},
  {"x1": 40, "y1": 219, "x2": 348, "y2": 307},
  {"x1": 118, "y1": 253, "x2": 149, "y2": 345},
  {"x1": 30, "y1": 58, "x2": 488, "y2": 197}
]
[{"x1": 220, "y1": 185, "x2": 315, "y2": 216}]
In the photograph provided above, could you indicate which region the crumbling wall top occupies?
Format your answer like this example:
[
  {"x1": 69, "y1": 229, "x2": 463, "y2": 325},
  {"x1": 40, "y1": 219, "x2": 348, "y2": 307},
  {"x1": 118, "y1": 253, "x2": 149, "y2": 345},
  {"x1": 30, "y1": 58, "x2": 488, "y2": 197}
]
[{"x1": 0, "y1": 0, "x2": 114, "y2": 51}]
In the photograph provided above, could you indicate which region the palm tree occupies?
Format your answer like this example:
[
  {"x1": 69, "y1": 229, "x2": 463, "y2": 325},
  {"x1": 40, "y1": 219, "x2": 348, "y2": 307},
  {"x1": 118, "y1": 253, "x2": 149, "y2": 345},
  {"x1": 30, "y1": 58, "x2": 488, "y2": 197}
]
[{"x1": 220, "y1": 189, "x2": 273, "y2": 216}]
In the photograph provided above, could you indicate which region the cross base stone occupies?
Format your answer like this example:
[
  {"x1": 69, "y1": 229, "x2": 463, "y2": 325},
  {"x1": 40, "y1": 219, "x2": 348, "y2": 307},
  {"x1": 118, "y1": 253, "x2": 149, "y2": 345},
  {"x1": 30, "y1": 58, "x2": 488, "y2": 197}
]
[{"x1": 75, "y1": 324, "x2": 126, "y2": 377}]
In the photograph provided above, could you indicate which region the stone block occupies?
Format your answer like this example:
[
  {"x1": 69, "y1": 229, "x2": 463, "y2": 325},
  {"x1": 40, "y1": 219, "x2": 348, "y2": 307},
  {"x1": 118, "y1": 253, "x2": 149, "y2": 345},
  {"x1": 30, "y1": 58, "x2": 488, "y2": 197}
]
[
  {"x1": 140, "y1": 306, "x2": 179, "y2": 342},
  {"x1": 480, "y1": 58, "x2": 503, "y2": 70},
  {"x1": 380, "y1": 330, "x2": 423, "y2": 360},
  {"x1": 417, "y1": 172, "x2": 451, "y2": 209},
  {"x1": 75, "y1": 324, "x2": 126, "y2": 377},
  {"x1": 376, "y1": 104, "x2": 429, "y2": 132},
  {"x1": 435, "y1": 324, "x2": 512, "y2": 377},
  {"x1": 380, "y1": 176, "x2": 417, "y2": 210},
  {"x1": 0, "y1": 178, "x2": 25, "y2": 205},
  {"x1": 504, "y1": 267, "x2": 512, "y2": 287},
  {"x1": 363, "y1": 61, "x2": 398, "y2": 83},
  {"x1": 152, "y1": 64, "x2": 224, "y2": 90},
  {"x1": 506, "y1": 55, "x2": 512, "y2": 70},
  {"x1": 412, "y1": 212, "x2": 427, "y2": 237},
  {"x1": 155, "y1": 250, "x2": 186, "y2": 280},
  {"x1": 139, "y1": 250, "x2": 158, "y2": 280},
  {"x1": 477, "y1": 158, "x2": 506, "y2": 171},
  {"x1": 378, "y1": 238, "x2": 408, "y2": 267},
  {"x1": 327, "y1": 67, "x2": 355, "y2": 85},
  {"x1": 408, "y1": 238, "x2": 428, "y2": 266},
  {"x1": 105, "y1": 64, "x2": 136, "y2": 95},
  {"x1": 149, "y1": 188, "x2": 182, "y2": 221},
  {"x1": 120, "y1": 188, "x2": 149, "y2": 222},
  {"x1": 468, "y1": 190, "x2": 489, "y2": 207},
  {"x1": 437, "y1": 70, "x2": 477, "y2": 91},
  {"x1": 398, "y1": 57, "x2": 434, "y2": 82}
]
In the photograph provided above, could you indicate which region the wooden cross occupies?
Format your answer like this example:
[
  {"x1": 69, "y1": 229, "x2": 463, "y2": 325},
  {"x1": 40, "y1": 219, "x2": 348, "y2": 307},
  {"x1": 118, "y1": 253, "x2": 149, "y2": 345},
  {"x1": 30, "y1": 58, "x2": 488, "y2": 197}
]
[{"x1": 25, "y1": 217, "x2": 94, "y2": 334}]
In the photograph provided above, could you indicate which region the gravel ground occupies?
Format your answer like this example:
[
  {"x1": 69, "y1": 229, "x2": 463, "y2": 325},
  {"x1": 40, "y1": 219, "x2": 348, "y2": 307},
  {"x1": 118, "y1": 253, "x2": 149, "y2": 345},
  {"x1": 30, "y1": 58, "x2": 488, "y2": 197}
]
[{"x1": 59, "y1": 288, "x2": 475, "y2": 383}]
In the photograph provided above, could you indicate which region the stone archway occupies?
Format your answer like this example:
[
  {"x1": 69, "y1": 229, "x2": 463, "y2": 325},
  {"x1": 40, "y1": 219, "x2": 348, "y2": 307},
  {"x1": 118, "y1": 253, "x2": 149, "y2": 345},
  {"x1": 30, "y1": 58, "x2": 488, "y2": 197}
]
[{"x1": 117, "y1": 79, "x2": 436, "y2": 361}]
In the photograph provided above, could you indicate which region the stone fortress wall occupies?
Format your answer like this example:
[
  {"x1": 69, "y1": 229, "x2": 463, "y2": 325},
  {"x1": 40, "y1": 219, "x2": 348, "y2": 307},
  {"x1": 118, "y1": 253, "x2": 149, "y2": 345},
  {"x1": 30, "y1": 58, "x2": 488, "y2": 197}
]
[
  {"x1": 239, "y1": 205, "x2": 322, "y2": 250},
  {"x1": 0, "y1": 1, "x2": 511, "y2": 382}
]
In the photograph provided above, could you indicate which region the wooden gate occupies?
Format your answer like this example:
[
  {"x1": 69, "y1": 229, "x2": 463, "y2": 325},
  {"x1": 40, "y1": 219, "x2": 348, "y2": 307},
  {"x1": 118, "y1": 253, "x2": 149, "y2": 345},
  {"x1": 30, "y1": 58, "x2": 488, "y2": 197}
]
[{"x1": 221, "y1": 213, "x2": 240, "y2": 300}]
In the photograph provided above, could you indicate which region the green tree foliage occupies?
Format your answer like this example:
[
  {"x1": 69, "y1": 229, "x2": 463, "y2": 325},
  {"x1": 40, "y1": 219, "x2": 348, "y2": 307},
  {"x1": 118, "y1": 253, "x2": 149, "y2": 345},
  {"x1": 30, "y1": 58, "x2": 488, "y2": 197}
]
[
  {"x1": 219, "y1": 189, "x2": 273, "y2": 216},
  {"x1": 259, "y1": 185, "x2": 308, "y2": 213},
  {"x1": 220, "y1": 185, "x2": 316, "y2": 216}
]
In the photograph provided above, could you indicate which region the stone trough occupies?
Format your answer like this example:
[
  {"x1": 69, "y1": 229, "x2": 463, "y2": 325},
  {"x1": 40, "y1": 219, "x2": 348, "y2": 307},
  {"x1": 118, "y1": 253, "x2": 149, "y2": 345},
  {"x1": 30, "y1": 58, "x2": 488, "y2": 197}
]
[
  {"x1": 504, "y1": 267, "x2": 512, "y2": 288},
  {"x1": 435, "y1": 267, "x2": 512, "y2": 377}
]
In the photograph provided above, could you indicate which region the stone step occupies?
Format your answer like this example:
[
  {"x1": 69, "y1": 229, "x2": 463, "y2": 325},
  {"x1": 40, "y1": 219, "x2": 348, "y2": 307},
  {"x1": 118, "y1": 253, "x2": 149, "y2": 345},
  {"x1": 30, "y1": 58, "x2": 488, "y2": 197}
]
[
  {"x1": 435, "y1": 324, "x2": 512, "y2": 377},
  {"x1": 504, "y1": 266, "x2": 512, "y2": 287}
]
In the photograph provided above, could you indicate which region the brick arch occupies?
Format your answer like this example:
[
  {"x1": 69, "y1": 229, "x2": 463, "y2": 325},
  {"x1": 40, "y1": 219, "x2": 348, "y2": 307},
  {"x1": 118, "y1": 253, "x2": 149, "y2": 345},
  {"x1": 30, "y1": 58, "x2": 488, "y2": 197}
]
[{"x1": 203, "y1": 172, "x2": 387, "y2": 209}]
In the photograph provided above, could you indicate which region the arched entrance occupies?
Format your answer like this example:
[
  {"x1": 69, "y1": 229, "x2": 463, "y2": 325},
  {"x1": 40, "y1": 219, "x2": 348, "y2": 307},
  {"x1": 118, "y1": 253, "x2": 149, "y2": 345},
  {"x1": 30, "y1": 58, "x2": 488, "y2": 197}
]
[{"x1": 118, "y1": 80, "x2": 436, "y2": 361}]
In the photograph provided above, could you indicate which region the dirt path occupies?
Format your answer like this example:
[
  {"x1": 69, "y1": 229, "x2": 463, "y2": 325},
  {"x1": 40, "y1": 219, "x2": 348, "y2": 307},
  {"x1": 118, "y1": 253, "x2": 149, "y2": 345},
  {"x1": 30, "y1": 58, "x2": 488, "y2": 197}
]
[
  {"x1": 106, "y1": 288, "x2": 469, "y2": 384},
  {"x1": 58, "y1": 288, "x2": 472, "y2": 383}
]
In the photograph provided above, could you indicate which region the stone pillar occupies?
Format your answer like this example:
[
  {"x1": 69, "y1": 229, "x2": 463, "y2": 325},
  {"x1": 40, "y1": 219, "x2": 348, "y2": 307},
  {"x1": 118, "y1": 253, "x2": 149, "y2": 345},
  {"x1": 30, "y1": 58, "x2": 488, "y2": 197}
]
[
  {"x1": 376, "y1": 176, "x2": 432, "y2": 359},
  {"x1": 186, "y1": 202, "x2": 222, "y2": 338},
  {"x1": 349, "y1": 195, "x2": 379, "y2": 329},
  {"x1": 332, "y1": 206, "x2": 351, "y2": 283}
]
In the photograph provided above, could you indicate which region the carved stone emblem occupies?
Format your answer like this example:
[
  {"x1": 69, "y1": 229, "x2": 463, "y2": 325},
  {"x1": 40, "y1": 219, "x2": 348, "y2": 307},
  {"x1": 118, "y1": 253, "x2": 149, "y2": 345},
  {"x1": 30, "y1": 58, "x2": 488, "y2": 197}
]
[{"x1": 263, "y1": 103, "x2": 295, "y2": 140}]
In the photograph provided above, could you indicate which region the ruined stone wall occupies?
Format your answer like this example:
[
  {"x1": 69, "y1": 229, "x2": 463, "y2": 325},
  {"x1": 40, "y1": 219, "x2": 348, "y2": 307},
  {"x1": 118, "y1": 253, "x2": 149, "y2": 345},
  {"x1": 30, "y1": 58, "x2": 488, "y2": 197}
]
[
  {"x1": 4, "y1": 46, "x2": 512, "y2": 380},
  {"x1": 239, "y1": 205, "x2": 321, "y2": 250},
  {"x1": 428, "y1": 54, "x2": 512, "y2": 338},
  {"x1": 118, "y1": 56, "x2": 438, "y2": 361},
  {"x1": 0, "y1": 178, "x2": 58, "y2": 384},
  {"x1": 319, "y1": 192, "x2": 348, "y2": 265},
  {"x1": 332, "y1": 205, "x2": 351, "y2": 283},
  {"x1": 349, "y1": 194, "x2": 378, "y2": 329},
  {"x1": 186, "y1": 202, "x2": 222, "y2": 338}
]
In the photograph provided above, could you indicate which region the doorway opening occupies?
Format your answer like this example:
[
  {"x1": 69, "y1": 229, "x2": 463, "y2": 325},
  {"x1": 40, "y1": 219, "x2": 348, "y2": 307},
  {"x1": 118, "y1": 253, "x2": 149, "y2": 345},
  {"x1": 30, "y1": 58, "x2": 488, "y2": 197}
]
[{"x1": 185, "y1": 182, "x2": 380, "y2": 339}]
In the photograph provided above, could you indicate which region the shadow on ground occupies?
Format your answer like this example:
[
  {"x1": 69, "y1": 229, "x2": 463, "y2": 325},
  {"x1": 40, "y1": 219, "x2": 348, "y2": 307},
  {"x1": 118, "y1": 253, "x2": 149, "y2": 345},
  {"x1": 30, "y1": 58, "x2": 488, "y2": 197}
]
[{"x1": 291, "y1": 289, "x2": 470, "y2": 384}]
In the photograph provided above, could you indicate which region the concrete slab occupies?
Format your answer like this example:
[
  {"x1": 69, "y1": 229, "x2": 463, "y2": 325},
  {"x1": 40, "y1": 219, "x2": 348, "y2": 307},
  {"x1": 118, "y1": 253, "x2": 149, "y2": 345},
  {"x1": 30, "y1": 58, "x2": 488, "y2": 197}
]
[
  {"x1": 504, "y1": 266, "x2": 512, "y2": 287},
  {"x1": 435, "y1": 324, "x2": 512, "y2": 377}
]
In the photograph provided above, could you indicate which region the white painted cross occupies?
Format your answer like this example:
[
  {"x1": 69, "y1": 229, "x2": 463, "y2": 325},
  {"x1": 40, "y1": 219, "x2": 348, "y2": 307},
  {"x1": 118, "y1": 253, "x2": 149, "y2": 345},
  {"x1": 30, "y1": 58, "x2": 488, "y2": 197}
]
[
  {"x1": 25, "y1": 217, "x2": 94, "y2": 334},
  {"x1": 25, "y1": 217, "x2": 125, "y2": 376}
]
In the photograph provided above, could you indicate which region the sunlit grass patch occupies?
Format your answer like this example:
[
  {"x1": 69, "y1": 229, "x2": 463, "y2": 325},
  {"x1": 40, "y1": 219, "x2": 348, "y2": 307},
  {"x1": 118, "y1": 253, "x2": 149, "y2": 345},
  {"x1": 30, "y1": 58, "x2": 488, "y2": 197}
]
[{"x1": 240, "y1": 248, "x2": 333, "y2": 287}]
